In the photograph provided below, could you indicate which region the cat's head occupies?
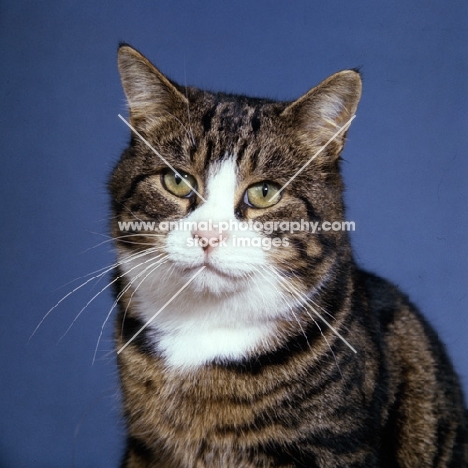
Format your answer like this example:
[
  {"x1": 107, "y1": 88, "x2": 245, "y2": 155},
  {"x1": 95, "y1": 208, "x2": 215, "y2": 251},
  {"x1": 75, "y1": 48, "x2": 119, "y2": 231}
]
[{"x1": 110, "y1": 45, "x2": 360, "y2": 335}]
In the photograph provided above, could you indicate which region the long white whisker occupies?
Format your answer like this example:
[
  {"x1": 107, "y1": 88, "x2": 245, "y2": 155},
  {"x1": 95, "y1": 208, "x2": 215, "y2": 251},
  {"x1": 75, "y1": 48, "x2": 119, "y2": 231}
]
[
  {"x1": 119, "y1": 256, "x2": 169, "y2": 338},
  {"x1": 56, "y1": 250, "x2": 162, "y2": 342},
  {"x1": 28, "y1": 257, "x2": 129, "y2": 341},
  {"x1": 275, "y1": 272, "x2": 342, "y2": 374},
  {"x1": 255, "y1": 267, "x2": 310, "y2": 346},
  {"x1": 265, "y1": 265, "x2": 357, "y2": 354},
  {"x1": 54, "y1": 247, "x2": 162, "y2": 295},
  {"x1": 81, "y1": 233, "x2": 164, "y2": 253},
  {"x1": 182, "y1": 64, "x2": 197, "y2": 147},
  {"x1": 163, "y1": 110, "x2": 196, "y2": 147},
  {"x1": 282, "y1": 265, "x2": 339, "y2": 324},
  {"x1": 261, "y1": 266, "x2": 343, "y2": 374},
  {"x1": 117, "y1": 266, "x2": 206, "y2": 355},
  {"x1": 118, "y1": 114, "x2": 206, "y2": 202},
  {"x1": 93, "y1": 254, "x2": 168, "y2": 363},
  {"x1": 118, "y1": 203, "x2": 145, "y2": 222}
]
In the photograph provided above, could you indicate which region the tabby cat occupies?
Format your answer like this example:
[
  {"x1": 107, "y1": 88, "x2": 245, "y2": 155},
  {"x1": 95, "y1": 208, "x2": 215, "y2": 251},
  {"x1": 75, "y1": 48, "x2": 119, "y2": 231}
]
[{"x1": 110, "y1": 44, "x2": 468, "y2": 467}]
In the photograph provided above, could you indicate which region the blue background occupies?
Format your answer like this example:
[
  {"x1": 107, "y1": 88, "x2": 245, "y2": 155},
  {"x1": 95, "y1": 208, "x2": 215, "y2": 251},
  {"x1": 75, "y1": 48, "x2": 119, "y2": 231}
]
[{"x1": 1, "y1": 1, "x2": 467, "y2": 466}]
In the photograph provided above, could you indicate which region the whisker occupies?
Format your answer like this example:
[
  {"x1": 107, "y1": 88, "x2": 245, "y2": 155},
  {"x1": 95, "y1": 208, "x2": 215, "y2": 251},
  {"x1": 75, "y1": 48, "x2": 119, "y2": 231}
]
[
  {"x1": 163, "y1": 110, "x2": 196, "y2": 148},
  {"x1": 113, "y1": 238, "x2": 164, "y2": 247},
  {"x1": 80, "y1": 233, "x2": 164, "y2": 253},
  {"x1": 260, "y1": 266, "x2": 344, "y2": 374},
  {"x1": 247, "y1": 269, "x2": 270, "y2": 310},
  {"x1": 273, "y1": 262, "x2": 339, "y2": 323},
  {"x1": 182, "y1": 65, "x2": 197, "y2": 147},
  {"x1": 255, "y1": 266, "x2": 310, "y2": 346},
  {"x1": 53, "y1": 247, "x2": 158, "y2": 294},
  {"x1": 274, "y1": 273, "x2": 343, "y2": 375},
  {"x1": 93, "y1": 254, "x2": 168, "y2": 363},
  {"x1": 59, "y1": 245, "x2": 162, "y2": 290},
  {"x1": 266, "y1": 265, "x2": 356, "y2": 354},
  {"x1": 119, "y1": 255, "x2": 169, "y2": 339},
  {"x1": 58, "y1": 250, "x2": 163, "y2": 342},
  {"x1": 260, "y1": 267, "x2": 343, "y2": 377},
  {"x1": 29, "y1": 268, "x2": 121, "y2": 341},
  {"x1": 113, "y1": 201, "x2": 145, "y2": 222},
  {"x1": 30, "y1": 246, "x2": 160, "y2": 340},
  {"x1": 86, "y1": 247, "x2": 163, "y2": 294}
]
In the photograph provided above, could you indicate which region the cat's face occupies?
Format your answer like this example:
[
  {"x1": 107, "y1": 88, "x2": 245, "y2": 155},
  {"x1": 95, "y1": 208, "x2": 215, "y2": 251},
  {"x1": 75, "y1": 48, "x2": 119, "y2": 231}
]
[{"x1": 111, "y1": 45, "x2": 361, "y2": 365}]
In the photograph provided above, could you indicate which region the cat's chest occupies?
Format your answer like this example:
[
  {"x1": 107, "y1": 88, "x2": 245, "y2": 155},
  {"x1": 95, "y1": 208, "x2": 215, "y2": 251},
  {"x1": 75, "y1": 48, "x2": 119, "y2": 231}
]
[{"x1": 133, "y1": 291, "x2": 281, "y2": 368}]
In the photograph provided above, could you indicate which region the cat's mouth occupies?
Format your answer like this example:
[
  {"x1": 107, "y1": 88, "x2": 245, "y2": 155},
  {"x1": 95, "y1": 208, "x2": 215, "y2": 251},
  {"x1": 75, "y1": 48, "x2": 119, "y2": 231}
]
[
  {"x1": 172, "y1": 260, "x2": 249, "y2": 296},
  {"x1": 174, "y1": 257, "x2": 251, "y2": 289},
  {"x1": 181, "y1": 261, "x2": 239, "y2": 279},
  {"x1": 203, "y1": 260, "x2": 227, "y2": 274}
]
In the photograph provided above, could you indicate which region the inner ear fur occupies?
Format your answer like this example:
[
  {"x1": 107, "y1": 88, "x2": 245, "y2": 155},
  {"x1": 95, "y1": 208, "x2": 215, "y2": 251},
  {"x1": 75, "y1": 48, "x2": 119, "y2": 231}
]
[
  {"x1": 281, "y1": 70, "x2": 362, "y2": 160},
  {"x1": 117, "y1": 45, "x2": 188, "y2": 126}
]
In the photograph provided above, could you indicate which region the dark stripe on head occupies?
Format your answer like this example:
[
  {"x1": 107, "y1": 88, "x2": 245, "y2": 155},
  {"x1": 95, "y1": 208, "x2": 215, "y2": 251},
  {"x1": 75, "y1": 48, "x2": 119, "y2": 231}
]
[
  {"x1": 251, "y1": 108, "x2": 261, "y2": 133},
  {"x1": 203, "y1": 140, "x2": 214, "y2": 170},
  {"x1": 201, "y1": 106, "x2": 216, "y2": 134},
  {"x1": 189, "y1": 142, "x2": 198, "y2": 161},
  {"x1": 249, "y1": 149, "x2": 260, "y2": 171},
  {"x1": 235, "y1": 140, "x2": 249, "y2": 164}
]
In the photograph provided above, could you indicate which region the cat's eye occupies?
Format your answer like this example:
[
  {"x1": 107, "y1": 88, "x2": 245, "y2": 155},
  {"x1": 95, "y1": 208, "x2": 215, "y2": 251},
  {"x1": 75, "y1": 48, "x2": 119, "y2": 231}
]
[
  {"x1": 244, "y1": 181, "x2": 281, "y2": 209},
  {"x1": 162, "y1": 169, "x2": 197, "y2": 198}
]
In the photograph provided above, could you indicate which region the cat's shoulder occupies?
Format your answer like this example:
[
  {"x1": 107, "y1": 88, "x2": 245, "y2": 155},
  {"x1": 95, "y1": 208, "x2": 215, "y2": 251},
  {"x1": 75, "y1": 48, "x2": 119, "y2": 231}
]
[
  {"x1": 355, "y1": 268, "x2": 449, "y2": 355},
  {"x1": 356, "y1": 269, "x2": 410, "y2": 310},
  {"x1": 355, "y1": 268, "x2": 425, "y2": 327}
]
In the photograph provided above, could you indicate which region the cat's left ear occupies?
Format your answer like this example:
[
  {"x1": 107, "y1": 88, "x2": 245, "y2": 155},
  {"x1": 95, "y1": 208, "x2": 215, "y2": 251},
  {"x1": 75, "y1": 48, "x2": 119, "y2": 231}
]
[{"x1": 281, "y1": 70, "x2": 362, "y2": 159}]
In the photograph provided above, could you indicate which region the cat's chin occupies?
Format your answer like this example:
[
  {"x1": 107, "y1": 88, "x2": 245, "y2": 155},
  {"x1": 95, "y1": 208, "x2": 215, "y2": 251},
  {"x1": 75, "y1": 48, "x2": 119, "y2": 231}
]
[{"x1": 177, "y1": 262, "x2": 248, "y2": 296}]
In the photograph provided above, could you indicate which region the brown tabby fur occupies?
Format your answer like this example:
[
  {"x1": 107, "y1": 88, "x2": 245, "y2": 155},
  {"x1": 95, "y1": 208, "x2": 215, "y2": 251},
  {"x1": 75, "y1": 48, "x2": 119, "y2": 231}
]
[{"x1": 111, "y1": 45, "x2": 468, "y2": 467}]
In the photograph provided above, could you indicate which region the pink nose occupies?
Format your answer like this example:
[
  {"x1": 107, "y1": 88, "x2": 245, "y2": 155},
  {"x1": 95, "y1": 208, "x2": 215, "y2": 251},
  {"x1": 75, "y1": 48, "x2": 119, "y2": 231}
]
[{"x1": 192, "y1": 228, "x2": 228, "y2": 254}]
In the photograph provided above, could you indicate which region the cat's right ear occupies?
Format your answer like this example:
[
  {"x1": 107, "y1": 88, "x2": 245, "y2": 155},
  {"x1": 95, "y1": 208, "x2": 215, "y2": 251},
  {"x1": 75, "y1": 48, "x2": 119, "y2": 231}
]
[{"x1": 117, "y1": 45, "x2": 187, "y2": 127}]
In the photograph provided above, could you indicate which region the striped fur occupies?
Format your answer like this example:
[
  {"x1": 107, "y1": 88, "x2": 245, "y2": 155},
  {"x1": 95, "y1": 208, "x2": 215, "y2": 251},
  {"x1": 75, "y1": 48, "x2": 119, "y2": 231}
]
[{"x1": 111, "y1": 45, "x2": 468, "y2": 467}]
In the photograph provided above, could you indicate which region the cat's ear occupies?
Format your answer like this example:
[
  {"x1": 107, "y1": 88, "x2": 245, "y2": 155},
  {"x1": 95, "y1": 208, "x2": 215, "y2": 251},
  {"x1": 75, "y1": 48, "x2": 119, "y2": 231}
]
[
  {"x1": 281, "y1": 70, "x2": 362, "y2": 160},
  {"x1": 117, "y1": 44, "x2": 188, "y2": 127}
]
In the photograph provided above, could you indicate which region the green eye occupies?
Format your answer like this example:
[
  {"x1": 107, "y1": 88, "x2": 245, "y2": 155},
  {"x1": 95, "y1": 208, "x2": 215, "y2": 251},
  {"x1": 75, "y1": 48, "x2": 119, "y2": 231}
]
[
  {"x1": 162, "y1": 169, "x2": 197, "y2": 198},
  {"x1": 245, "y1": 181, "x2": 281, "y2": 208}
]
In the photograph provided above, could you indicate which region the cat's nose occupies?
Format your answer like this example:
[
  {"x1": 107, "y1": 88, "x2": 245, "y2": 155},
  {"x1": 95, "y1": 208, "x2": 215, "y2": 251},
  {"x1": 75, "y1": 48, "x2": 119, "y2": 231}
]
[{"x1": 192, "y1": 228, "x2": 228, "y2": 254}]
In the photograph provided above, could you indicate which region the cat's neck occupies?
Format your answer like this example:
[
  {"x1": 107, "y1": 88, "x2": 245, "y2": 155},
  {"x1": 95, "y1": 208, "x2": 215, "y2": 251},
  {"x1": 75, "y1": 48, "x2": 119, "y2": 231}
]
[{"x1": 121, "y1": 251, "x2": 356, "y2": 370}]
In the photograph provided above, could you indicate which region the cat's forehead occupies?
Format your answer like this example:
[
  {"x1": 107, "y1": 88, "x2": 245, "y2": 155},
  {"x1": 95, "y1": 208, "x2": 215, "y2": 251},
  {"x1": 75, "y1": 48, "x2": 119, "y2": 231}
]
[
  {"x1": 188, "y1": 90, "x2": 281, "y2": 133},
  {"x1": 179, "y1": 90, "x2": 288, "y2": 172},
  {"x1": 200, "y1": 100, "x2": 258, "y2": 136}
]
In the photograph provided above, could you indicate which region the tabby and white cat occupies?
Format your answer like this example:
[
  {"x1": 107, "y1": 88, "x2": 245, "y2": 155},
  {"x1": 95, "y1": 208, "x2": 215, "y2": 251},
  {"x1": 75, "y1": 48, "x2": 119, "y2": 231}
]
[{"x1": 111, "y1": 44, "x2": 468, "y2": 467}]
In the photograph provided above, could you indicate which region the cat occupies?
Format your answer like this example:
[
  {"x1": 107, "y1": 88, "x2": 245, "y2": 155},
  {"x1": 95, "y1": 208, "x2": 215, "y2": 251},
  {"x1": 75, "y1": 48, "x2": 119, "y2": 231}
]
[{"x1": 110, "y1": 44, "x2": 468, "y2": 467}]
